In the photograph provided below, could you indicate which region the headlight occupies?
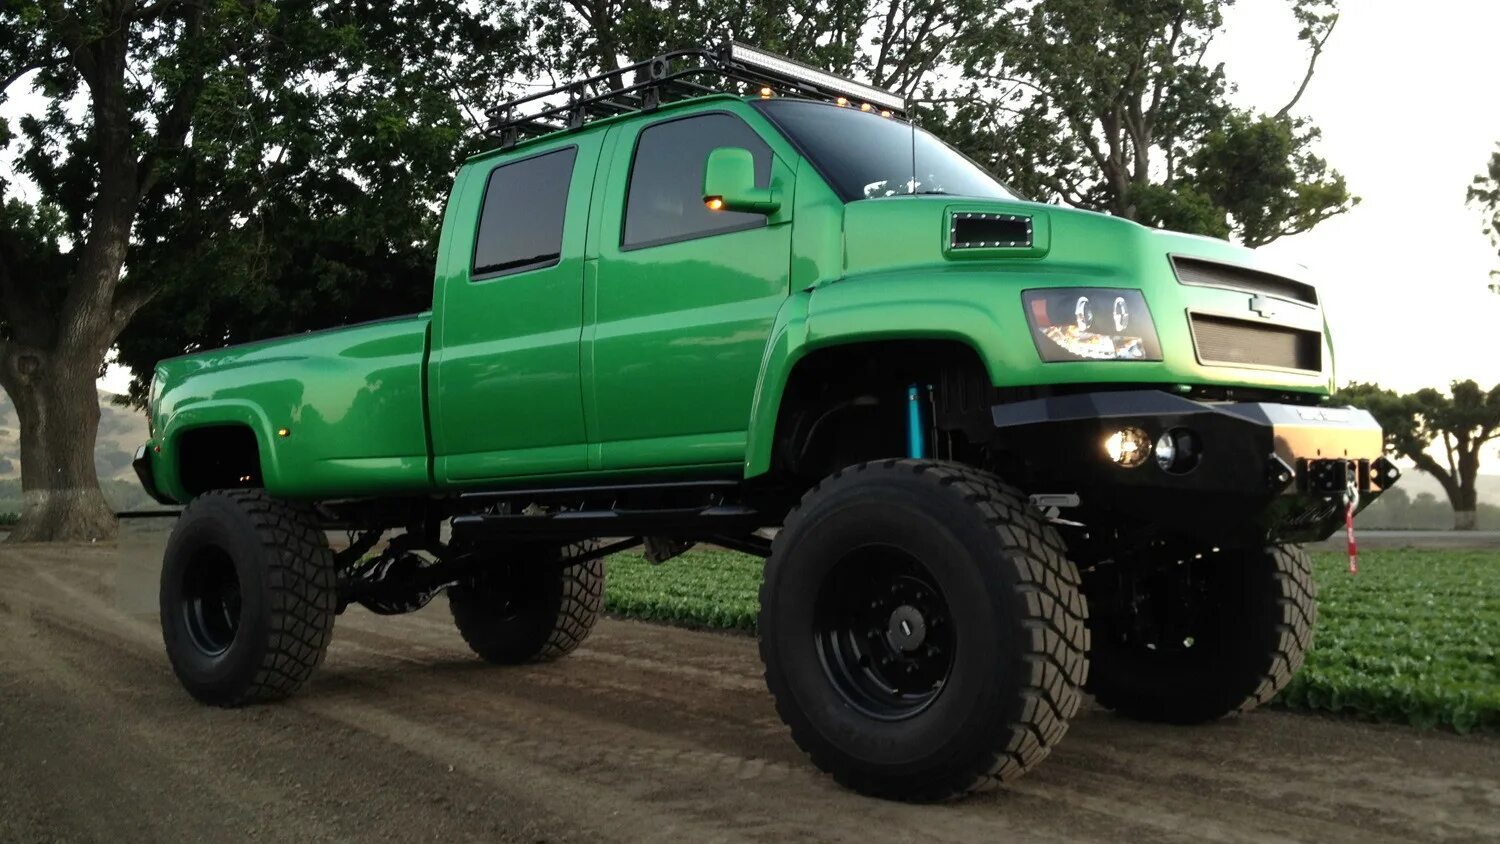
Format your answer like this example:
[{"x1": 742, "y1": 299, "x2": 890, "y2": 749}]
[{"x1": 1022, "y1": 288, "x2": 1162, "y2": 362}]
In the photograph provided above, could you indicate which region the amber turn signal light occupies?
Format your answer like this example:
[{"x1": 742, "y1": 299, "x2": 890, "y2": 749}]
[{"x1": 705, "y1": 197, "x2": 724, "y2": 211}]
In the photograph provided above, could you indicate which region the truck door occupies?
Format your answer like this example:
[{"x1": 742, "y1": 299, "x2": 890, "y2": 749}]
[
  {"x1": 429, "y1": 137, "x2": 600, "y2": 483},
  {"x1": 589, "y1": 107, "x2": 795, "y2": 471}
]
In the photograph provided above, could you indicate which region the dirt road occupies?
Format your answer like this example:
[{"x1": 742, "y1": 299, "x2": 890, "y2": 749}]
[{"x1": 2, "y1": 540, "x2": 1496, "y2": 843}]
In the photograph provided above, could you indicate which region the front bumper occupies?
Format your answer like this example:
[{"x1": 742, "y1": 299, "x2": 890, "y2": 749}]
[
  {"x1": 992, "y1": 390, "x2": 1399, "y2": 546},
  {"x1": 132, "y1": 444, "x2": 176, "y2": 506}
]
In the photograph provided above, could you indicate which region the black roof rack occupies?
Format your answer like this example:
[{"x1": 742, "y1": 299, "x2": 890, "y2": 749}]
[{"x1": 484, "y1": 41, "x2": 907, "y2": 148}]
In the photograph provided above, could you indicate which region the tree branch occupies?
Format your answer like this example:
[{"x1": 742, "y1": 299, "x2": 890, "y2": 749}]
[
  {"x1": 137, "y1": 0, "x2": 205, "y2": 197},
  {"x1": 1405, "y1": 450, "x2": 1462, "y2": 507},
  {"x1": 1145, "y1": 15, "x2": 1185, "y2": 135},
  {"x1": 1276, "y1": 13, "x2": 1337, "y2": 119},
  {"x1": 1, "y1": 55, "x2": 66, "y2": 93},
  {"x1": 871, "y1": 0, "x2": 900, "y2": 85},
  {"x1": 110, "y1": 282, "x2": 157, "y2": 333}
]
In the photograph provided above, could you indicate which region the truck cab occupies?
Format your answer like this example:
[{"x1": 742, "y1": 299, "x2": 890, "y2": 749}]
[{"x1": 138, "y1": 42, "x2": 1396, "y2": 803}]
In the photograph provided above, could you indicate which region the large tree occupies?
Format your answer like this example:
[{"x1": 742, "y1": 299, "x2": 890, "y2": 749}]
[
  {"x1": 6, "y1": 1, "x2": 1360, "y2": 542},
  {"x1": 939, "y1": 0, "x2": 1354, "y2": 245},
  {"x1": 1337, "y1": 381, "x2": 1500, "y2": 531},
  {"x1": 0, "y1": 0, "x2": 525, "y2": 541}
]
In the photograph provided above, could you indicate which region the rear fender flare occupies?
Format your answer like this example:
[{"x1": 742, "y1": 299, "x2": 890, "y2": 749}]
[{"x1": 157, "y1": 401, "x2": 280, "y2": 501}]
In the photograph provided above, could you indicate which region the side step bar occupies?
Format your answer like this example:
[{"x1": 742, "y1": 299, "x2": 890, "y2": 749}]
[
  {"x1": 458, "y1": 478, "x2": 742, "y2": 504},
  {"x1": 450, "y1": 504, "x2": 763, "y2": 542}
]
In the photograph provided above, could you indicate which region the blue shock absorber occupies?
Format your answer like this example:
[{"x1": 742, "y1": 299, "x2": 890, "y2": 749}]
[{"x1": 907, "y1": 384, "x2": 927, "y2": 459}]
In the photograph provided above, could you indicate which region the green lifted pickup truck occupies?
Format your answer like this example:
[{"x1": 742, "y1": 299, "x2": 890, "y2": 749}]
[{"x1": 136, "y1": 43, "x2": 1398, "y2": 801}]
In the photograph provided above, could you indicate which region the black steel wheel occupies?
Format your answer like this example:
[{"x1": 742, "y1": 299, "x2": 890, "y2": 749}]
[
  {"x1": 814, "y1": 546, "x2": 955, "y2": 720},
  {"x1": 179, "y1": 546, "x2": 241, "y2": 656},
  {"x1": 449, "y1": 540, "x2": 606, "y2": 664},
  {"x1": 1082, "y1": 544, "x2": 1316, "y2": 724},
  {"x1": 160, "y1": 489, "x2": 337, "y2": 707},
  {"x1": 760, "y1": 459, "x2": 1089, "y2": 802}
]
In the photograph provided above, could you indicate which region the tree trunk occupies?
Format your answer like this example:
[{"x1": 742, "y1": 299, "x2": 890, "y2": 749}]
[
  {"x1": 2, "y1": 350, "x2": 117, "y2": 543},
  {"x1": 1451, "y1": 483, "x2": 1479, "y2": 532}
]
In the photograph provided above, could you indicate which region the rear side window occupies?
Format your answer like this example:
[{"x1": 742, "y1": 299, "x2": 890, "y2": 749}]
[
  {"x1": 472, "y1": 146, "x2": 577, "y2": 278},
  {"x1": 622, "y1": 113, "x2": 772, "y2": 250}
]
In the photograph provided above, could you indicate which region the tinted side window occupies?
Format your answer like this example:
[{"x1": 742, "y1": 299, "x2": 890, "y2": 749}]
[
  {"x1": 623, "y1": 114, "x2": 772, "y2": 250},
  {"x1": 472, "y1": 146, "x2": 577, "y2": 277}
]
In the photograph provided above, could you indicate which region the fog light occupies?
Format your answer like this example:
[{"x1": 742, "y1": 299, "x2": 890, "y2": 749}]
[
  {"x1": 1155, "y1": 428, "x2": 1201, "y2": 474},
  {"x1": 1104, "y1": 427, "x2": 1151, "y2": 468}
]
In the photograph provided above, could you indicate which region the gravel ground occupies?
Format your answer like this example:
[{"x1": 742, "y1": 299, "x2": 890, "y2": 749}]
[{"x1": 1, "y1": 535, "x2": 1497, "y2": 843}]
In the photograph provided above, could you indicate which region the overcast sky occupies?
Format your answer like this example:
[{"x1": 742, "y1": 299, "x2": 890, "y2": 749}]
[
  {"x1": 1214, "y1": 1, "x2": 1500, "y2": 392},
  {"x1": 49, "y1": 3, "x2": 1500, "y2": 395}
]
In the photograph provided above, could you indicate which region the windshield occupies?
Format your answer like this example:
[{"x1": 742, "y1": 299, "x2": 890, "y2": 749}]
[{"x1": 753, "y1": 99, "x2": 1017, "y2": 203}]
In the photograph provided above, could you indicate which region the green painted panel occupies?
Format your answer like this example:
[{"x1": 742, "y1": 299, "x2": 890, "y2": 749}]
[
  {"x1": 151, "y1": 314, "x2": 432, "y2": 499},
  {"x1": 429, "y1": 133, "x2": 605, "y2": 482},
  {"x1": 588, "y1": 101, "x2": 796, "y2": 468}
]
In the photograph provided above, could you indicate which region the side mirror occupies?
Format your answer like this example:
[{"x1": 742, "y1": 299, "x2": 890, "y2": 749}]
[{"x1": 703, "y1": 147, "x2": 780, "y2": 215}]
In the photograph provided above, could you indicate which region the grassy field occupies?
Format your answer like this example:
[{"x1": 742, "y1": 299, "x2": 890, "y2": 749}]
[{"x1": 602, "y1": 547, "x2": 1498, "y2": 732}]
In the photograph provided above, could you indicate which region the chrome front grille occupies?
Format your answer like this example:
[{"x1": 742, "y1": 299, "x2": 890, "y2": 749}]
[
  {"x1": 1189, "y1": 313, "x2": 1322, "y2": 372},
  {"x1": 1172, "y1": 256, "x2": 1318, "y2": 306}
]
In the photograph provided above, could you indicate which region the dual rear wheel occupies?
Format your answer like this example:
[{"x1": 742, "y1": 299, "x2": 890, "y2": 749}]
[{"x1": 158, "y1": 493, "x2": 603, "y2": 706}]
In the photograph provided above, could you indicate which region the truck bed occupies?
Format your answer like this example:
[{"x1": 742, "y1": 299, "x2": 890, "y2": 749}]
[{"x1": 150, "y1": 313, "x2": 433, "y2": 501}]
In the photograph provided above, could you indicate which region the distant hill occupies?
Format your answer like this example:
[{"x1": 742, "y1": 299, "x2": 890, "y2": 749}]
[{"x1": 0, "y1": 389, "x2": 149, "y2": 482}]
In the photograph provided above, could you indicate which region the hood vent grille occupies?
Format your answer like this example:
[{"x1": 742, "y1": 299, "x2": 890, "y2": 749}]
[{"x1": 951, "y1": 213, "x2": 1032, "y2": 249}]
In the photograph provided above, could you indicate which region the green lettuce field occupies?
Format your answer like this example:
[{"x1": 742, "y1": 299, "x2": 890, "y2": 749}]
[{"x1": 602, "y1": 547, "x2": 1499, "y2": 732}]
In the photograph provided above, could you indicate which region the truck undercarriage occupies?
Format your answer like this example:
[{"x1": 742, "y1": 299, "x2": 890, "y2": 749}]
[{"x1": 161, "y1": 382, "x2": 1394, "y2": 629}]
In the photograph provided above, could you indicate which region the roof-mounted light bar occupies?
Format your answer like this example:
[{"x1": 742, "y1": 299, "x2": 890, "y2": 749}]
[
  {"x1": 483, "y1": 42, "x2": 908, "y2": 147},
  {"x1": 726, "y1": 42, "x2": 905, "y2": 113}
]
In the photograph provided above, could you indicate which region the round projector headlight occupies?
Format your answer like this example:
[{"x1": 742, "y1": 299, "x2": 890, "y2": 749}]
[{"x1": 1104, "y1": 427, "x2": 1151, "y2": 468}]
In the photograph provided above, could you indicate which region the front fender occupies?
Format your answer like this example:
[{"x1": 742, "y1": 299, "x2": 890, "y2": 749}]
[{"x1": 743, "y1": 270, "x2": 1026, "y2": 478}]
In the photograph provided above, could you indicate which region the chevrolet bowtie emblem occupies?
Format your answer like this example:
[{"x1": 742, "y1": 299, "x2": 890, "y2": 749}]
[{"x1": 1249, "y1": 294, "x2": 1278, "y2": 319}]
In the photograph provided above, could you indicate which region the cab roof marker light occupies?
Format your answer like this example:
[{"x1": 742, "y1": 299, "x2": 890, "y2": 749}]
[{"x1": 726, "y1": 42, "x2": 906, "y2": 113}]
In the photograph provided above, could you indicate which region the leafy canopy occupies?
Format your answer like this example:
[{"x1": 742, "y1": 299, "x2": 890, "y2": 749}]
[
  {"x1": 1, "y1": 1, "x2": 542, "y2": 401},
  {"x1": 940, "y1": 0, "x2": 1354, "y2": 246}
]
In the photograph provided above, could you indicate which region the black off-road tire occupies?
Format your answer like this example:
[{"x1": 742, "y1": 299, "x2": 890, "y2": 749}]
[
  {"x1": 1084, "y1": 544, "x2": 1316, "y2": 725},
  {"x1": 159, "y1": 489, "x2": 337, "y2": 707},
  {"x1": 448, "y1": 541, "x2": 606, "y2": 664},
  {"x1": 759, "y1": 459, "x2": 1090, "y2": 802}
]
